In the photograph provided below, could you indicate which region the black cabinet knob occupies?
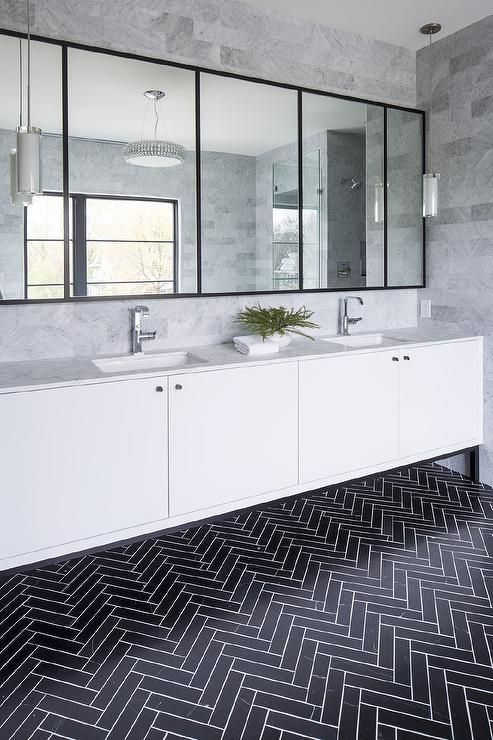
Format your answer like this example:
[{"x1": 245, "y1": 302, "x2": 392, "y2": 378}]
[
  {"x1": 403, "y1": 355, "x2": 410, "y2": 361},
  {"x1": 392, "y1": 357, "x2": 399, "y2": 362},
  {"x1": 175, "y1": 384, "x2": 183, "y2": 390},
  {"x1": 156, "y1": 385, "x2": 164, "y2": 392}
]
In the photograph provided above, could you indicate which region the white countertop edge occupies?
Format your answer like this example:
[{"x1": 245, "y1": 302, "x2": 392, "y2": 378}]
[{"x1": 0, "y1": 329, "x2": 483, "y2": 395}]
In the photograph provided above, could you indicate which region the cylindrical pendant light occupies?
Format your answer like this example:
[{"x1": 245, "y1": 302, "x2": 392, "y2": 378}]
[
  {"x1": 423, "y1": 173, "x2": 439, "y2": 218},
  {"x1": 16, "y1": 126, "x2": 42, "y2": 194},
  {"x1": 374, "y1": 182, "x2": 384, "y2": 224},
  {"x1": 10, "y1": 149, "x2": 32, "y2": 206},
  {"x1": 420, "y1": 22, "x2": 441, "y2": 218},
  {"x1": 16, "y1": 0, "x2": 42, "y2": 198}
]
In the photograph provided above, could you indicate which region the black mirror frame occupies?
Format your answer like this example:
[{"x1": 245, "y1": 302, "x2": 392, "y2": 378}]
[{"x1": 0, "y1": 27, "x2": 426, "y2": 305}]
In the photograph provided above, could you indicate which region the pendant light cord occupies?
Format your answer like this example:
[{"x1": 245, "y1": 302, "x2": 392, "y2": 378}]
[
  {"x1": 26, "y1": 0, "x2": 31, "y2": 128},
  {"x1": 19, "y1": 39, "x2": 23, "y2": 127},
  {"x1": 153, "y1": 99, "x2": 159, "y2": 140},
  {"x1": 428, "y1": 33, "x2": 432, "y2": 172}
]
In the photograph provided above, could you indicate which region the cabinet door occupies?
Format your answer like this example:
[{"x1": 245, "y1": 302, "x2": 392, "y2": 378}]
[
  {"x1": 299, "y1": 351, "x2": 399, "y2": 484},
  {"x1": 399, "y1": 340, "x2": 482, "y2": 458},
  {"x1": 169, "y1": 363, "x2": 298, "y2": 516},
  {"x1": 0, "y1": 378, "x2": 168, "y2": 560}
]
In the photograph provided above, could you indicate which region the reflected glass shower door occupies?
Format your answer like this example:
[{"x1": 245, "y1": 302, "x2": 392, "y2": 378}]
[
  {"x1": 272, "y1": 156, "x2": 321, "y2": 290},
  {"x1": 272, "y1": 162, "x2": 299, "y2": 290},
  {"x1": 302, "y1": 150, "x2": 322, "y2": 289}
]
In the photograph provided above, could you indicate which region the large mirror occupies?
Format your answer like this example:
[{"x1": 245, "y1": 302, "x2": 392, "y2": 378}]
[
  {"x1": 200, "y1": 74, "x2": 299, "y2": 293},
  {"x1": 0, "y1": 31, "x2": 424, "y2": 303},
  {"x1": 67, "y1": 49, "x2": 197, "y2": 298}
]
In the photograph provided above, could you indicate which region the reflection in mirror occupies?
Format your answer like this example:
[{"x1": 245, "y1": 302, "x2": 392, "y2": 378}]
[
  {"x1": 387, "y1": 108, "x2": 423, "y2": 286},
  {"x1": 200, "y1": 74, "x2": 299, "y2": 293},
  {"x1": 0, "y1": 35, "x2": 63, "y2": 300},
  {"x1": 67, "y1": 48, "x2": 196, "y2": 297},
  {"x1": 302, "y1": 93, "x2": 385, "y2": 289}
]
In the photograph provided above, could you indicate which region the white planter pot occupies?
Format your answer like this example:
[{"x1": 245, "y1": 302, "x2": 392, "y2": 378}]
[{"x1": 269, "y1": 333, "x2": 292, "y2": 348}]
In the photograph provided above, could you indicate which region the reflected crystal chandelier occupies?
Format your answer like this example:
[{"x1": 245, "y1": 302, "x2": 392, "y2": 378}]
[
  {"x1": 123, "y1": 90, "x2": 185, "y2": 168},
  {"x1": 420, "y1": 22, "x2": 441, "y2": 218},
  {"x1": 10, "y1": 1, "x2": 42, "y2": 206}
]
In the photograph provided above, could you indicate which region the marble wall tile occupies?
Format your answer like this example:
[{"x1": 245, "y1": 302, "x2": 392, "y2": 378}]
[
  {"x1": 0, "y1": 289, "x2": 418, "y2": 362},
  {"x1": 0, "y1": 0, "x2": 416, "y2": 106},
  {"x1": 417, "y1": 14, "x2": 493, "y2": 483}
]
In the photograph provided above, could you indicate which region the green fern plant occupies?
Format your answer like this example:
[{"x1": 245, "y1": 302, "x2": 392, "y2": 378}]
[{"x1": 235, "y1": 304, "x2": 320, "y2": 340}]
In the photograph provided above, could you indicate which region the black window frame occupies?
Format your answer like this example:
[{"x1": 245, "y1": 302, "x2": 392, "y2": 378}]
[{"x1": 25, "y1": 192, "x2": 179, "y2": 299}]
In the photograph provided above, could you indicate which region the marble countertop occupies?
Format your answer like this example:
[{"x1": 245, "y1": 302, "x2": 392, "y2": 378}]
[{"x1": 0, "y1": 327, "x2": 482, "y2": 394}]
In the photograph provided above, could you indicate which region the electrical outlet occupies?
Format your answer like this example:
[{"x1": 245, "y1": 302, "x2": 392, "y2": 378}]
[{"x1": 420, "y1": 299, "x2": 431, "y2": 319}]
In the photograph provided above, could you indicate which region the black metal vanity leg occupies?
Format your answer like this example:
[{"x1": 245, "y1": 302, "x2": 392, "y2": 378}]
[{"x1": 469, "y1": 446, "x2": 480, "y2": 483}]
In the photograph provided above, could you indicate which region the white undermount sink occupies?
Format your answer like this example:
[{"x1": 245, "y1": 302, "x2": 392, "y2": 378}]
[
  {"x1": 93, "y1": 351, "x2": 207, "y2": 373},
  {"x1": 322, "y1": 333, "x2": 405, "y2": 348}
]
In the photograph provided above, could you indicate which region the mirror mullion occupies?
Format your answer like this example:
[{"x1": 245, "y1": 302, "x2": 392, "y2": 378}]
[
  {"x1": 298, "y1": 89, "x2": 304, "y2": 292},
  {"x1": 383, "y1": 106, "x2": 388, "y2": 287},
  {"x1": 62, "y1": 44, "x2": 70, "y2": 300},
  {"x1": 195, "y1": 69, "x2": 202, "y2": 295}
]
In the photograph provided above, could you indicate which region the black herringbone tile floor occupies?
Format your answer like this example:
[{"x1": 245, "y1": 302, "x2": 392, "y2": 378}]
[{"x1": 1, "y1": 463, "x2": 493, "y2": 739}]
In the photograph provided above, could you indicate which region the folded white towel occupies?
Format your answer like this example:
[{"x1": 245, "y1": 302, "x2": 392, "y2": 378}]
[{"x1": 233, "y1": 335, "x2": 279, "y2": 355}]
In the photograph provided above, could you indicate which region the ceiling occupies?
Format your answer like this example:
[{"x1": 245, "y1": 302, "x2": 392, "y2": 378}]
[
  {"x1": 242, "y1": 0, "x2": 492, "y2": 50},
  {"x1": 0, "y1": 37, "x2": 368, "y2": 155}
]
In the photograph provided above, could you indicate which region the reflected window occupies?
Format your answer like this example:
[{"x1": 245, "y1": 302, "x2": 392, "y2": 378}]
[
  {"x1": 25, "y1": 194, "x2": 178, "y2": 298},
  {"x1": 25, "y1": 195, "x2": 66, "y2": 299},
  {"x1": 272, "y1": 162, "x2": 300, "y2": 291},
  {"x1": 83, "y1": 197, "x2": 177, "y2": 297}
]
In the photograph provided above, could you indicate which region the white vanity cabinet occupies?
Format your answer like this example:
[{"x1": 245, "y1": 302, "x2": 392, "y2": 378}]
[
  {"x1": 0, "y1": 335, "x2": 483, "y2": 571},
  {"x1": 299, "y1": 350, "x2": 399, "y2": 484},
  {"x1": 0, "y1": 377, "x2": 168, "y2": 560},
  {"x1": 168, "y1": 362, "x2": 299, "y2": 516},
  {"x1": 299, "y1": 338, "x2": 483, "y2": 484},
  {"x1": 398, "y1": 340, "x2": 483, "y2": 458}
]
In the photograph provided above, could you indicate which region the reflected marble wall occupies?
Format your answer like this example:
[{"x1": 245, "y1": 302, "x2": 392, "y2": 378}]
[
  {"x1": 326, "y1": 132, "x2": 366, "y2": 288},
  {"x1": 365, "y1": 108, "x2": 385, "y2": 286},
  {"x1": 201, "y1": 151, "x2": 257, "y2": 293},
  {"x1": 387, "y1": 109, "x2": 423, "y2": 286},
  {"x1": 0, "y1": 130, "x2": 24, "y2": 299},
  {"x1": 417, "y1": 14, "x2": 493, "y2": 482}
]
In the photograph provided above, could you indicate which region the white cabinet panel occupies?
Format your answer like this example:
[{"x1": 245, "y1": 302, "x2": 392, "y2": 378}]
[
  {"x1": 398, "y1": 341, "x2": 482, "y2": 458},
  {"x1": 169, "y1": 363, "x2": 298, "y2": 516},
  {"x1": 299, "y1": 351, "x2": 399, "y2": 484},
  {"x1": 0, "y1": 378, "x2": 168, "y2": 559}
]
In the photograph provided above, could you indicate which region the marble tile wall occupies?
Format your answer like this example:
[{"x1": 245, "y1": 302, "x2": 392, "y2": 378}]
[
  {"x1": 0, "y1": 1, "x2": 417, "y2": 106},
  {"x1": 0, "y1": 289, "x2": 418, "y2": 361},
  {"x1": 416, "y1": 14, "x2": 493, "y2": 481},
  {"x1": 0, "y1": 0, "x2": 420, "y2": 362}
]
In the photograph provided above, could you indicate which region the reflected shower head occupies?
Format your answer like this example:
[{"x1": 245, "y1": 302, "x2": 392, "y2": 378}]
[{"x1": 341, "y1": 177, "x2": 362, "y2": 191}]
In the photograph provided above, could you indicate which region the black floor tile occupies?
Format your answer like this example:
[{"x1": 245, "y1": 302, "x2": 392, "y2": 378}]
[{"x1": 1, "y1": 463, "x2": 493, "y2": 738}]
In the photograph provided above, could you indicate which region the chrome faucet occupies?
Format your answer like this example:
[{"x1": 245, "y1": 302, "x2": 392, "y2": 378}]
[
  {"x1": 132, "y1": 305, "x2": 157, "y2": 354},
  {"x1": 341, "y1": 296, "x2": 364, "y2": 336}
]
